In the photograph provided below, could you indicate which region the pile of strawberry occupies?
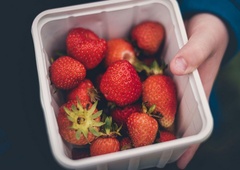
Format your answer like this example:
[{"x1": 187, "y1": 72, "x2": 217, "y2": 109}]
[{"x1": 49, "y1": 21, "x2": 178, "y2": 159}]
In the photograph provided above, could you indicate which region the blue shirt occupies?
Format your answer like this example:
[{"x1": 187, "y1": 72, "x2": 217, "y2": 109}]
[{"x1": 178, "y1": 0, "x2": 240, "y2": 65}]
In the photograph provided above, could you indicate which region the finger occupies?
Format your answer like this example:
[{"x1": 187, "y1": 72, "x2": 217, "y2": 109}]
[
  {"x1": 169, "y1": 33, "x2": 212, "y2": 75},
  {"x1": 177, "y1": 144, "x2": 200, "y2": 169},
  {"x1": 169, "y1": 14, "x2": 220, "y2": 76}
]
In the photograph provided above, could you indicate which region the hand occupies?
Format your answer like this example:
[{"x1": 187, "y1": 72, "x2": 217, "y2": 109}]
[{"x1": 169, "y1": 13, "x2": 229, "y2": 169}]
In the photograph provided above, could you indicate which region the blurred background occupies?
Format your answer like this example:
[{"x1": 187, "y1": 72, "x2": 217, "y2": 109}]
[{"x1": 0, "y1": 0, "x2": 239, "y2": 170}]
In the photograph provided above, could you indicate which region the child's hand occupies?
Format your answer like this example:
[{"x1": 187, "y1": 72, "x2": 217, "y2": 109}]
[{"x1": 169, "y1": 13, "x2": 229, "y2": 169}]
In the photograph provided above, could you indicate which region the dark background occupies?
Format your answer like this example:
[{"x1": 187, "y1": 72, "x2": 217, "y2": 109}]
[{"x1": 1, "y1": 0, "x2": 240, "y2": 170}]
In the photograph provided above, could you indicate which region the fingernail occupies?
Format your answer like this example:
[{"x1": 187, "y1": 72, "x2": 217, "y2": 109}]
[{"x1": 174, "y1": 57, "x2": 187, "y2": 73}]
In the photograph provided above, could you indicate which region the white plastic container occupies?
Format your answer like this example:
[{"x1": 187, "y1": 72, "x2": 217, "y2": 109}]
[{"x1": 31, "y1": 0, "x2": 213, "y2": 169}]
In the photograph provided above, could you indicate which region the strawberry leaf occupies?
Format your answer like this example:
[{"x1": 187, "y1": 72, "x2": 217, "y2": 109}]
[
  {"x1": 92, "y1": 110, "x2": 102, "y2": 119},
  {"x1": 64, "y1": 107, "x2": 75, "y2": 118},
  {"x1": 76, "y1": 129, "x2": 82, "y2": 140},
  {"x1": 89, "y1": 127, "x2": 101, "y2": 137},
  {"x1": 88, "y1": 101, "x2": 98, "y2": 115},
  {"x1": 67, "y1": 115, "x2": 75, "y2": 123}
]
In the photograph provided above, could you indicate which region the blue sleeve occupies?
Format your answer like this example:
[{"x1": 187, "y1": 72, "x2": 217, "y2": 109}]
[{"x1": 178, "y1": 0, "x2": 240, "y2": 65}]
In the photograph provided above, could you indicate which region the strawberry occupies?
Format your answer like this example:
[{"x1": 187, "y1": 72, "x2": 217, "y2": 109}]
[
  {"x1": 142, "y1": 74, "x2": 177, "y2": 128},
  {"x1": 127, "y1": 111, "x2": 158, "y2": 147},
  {"x1": 66, "y1": 27, "x2": 107, "y2": 70},
  {"x1": 90, "y1": 137, "x2": 120, "y2": 156},
  {"x1": 157, "y1": 130, "x2": 176, "y2": 143},
  {"x1": 90, "y1": 116, "x2": 121, "y2": 156},
  {"x1": 100, "y1": 60, "x2": 142, "y2": 107},
  {"x1": 49, "y1": 56, "x2": 86, "y2": 90},
  {"x1": 104, "y1": 38, "x2": 152, "y2": 76},
  {"x1": 104, "y1": 38, "x2": 136, "y2": 68},
  {"x1": 57, "y1": 99, "x2": 104, "y2": 146},
  {"x1": 120, "y1": 137, "x2": 132, "y2": 150},
  {"x1": 111, "y1": 103, "x2": 141, "y2": 132},
  {"x1": 131, "y1": 21, "x2": 165, "y2": 56},
  {"x1": 67, "y1": 79, "x2": 99, "y2": 103},
  {"x1": 71, "y1": 147, "x2": 90, "y2": 160}
]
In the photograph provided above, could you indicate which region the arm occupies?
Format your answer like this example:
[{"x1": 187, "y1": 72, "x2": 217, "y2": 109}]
[{"x1": 170, "y1": 0, "x2": 240, "y2": 169}]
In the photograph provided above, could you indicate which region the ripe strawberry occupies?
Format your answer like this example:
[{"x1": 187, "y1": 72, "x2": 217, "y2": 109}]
[
  {"x1": 157, "y1": 130, "x2": 176, "y2": 143},
  {"x1": 57, "y1": 100, "x2": 104, "y2": 146},
  {"x1": 111, "y1": 103, "x2": 141, "y2": 132},
  {"x1": 120, "y1": 137, "x2": 132, "y2": 150},
  {"x1": 127, "y1": 112, "x2": 158, "y2": 147},
  {"x1": 90, "y1": 137, "x2": 120, "y2": 156},
  {"x1": 71, "y1": 147, "x2": 90, "y2": 160},
  {"x1": 131, "y1": 21, "x2": 165, "y2": 55},
  {"x1": 90, "y1": 116, "x2": 121, "y2": 156},
  {"x1": 66, "y1": 27, "x2": 107, "y2": 70},
  {"x1": 104, "y1": 38, "x2": 152, "y2": 75},
  {"x1": 49, "y1": 56, "x2": 86, "y2": 90},
  {"x1": 104, "y1": 38, "x2": 136, "y2": 68},
  {"x1": 100, "y1": 60, "x2": 142, "y2": 107},
  {"x1": 142, "y1": 74, "x2": 177, "y2": 128},
  {"x1": 67, "y1": 79, "x2": 99, "y2": 103}
]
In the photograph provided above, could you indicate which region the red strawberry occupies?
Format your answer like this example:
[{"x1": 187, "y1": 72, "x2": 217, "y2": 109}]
[
  {"x1": 66, "y1": 27, "x2": 107, "y2": 70},
  {"x1": 71, "y1": 147, "x2": 90, "y2": 160},
  {"x1": 120, "y1": 137, "x2": 132, "y2": 150},
  {"x1": 131, "y1": 21, "x2": 165, "y2": 55},
  {"x1": 157, "y1": 130, "x2": 176, "y2": 143},
  {"x1": 90, "y1": 137, "x2": 120, "y2": 156},
  {"x1": 104, "y1": 38, "x2": 155, "y2": 76},
  {"x1": 142, "y1": 74, "x2": 177, "y2": 128},
  {"x1": 49, "y1": 56, "x2": 86, "y2": 90},
  {"x1": 57, "y1": 100, "x2": 104, "y2": 146},
  {"x1": 90, "y1": 116, "x2": 121, "y2": 156},
  {"x1": 111, "y1": 103, "x2": 141, "y2": 132},
  {"x1": 100, "y1": 60, "x2": 142, "y2": 107},
  {"x1": 104, "y1": 38, "x2": 136, "y2": 68},
  {"x1": 67, "y1": 79, "x2": 99, "y2": 103},
  {"x1": 127, "y1": 112, "x2": 158, "y2": 147}
]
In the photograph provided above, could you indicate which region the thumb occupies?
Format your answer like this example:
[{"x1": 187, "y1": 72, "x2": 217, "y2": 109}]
[
  {"x1": 169, "y1": 35, "x2": 212, "y2": 75},
  {"x1": 169, "y1": 14, "x2": 220, "y2": 76}
]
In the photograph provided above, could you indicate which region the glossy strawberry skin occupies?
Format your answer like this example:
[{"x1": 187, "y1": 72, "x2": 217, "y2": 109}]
[
  {"x1": 111, "y1": 103, "x2": 141, "y2": 132},
  {"x1": 67, "y1": 79, "x2": 96, "y2": 102},
  {"x1": 66, "y1": 27, "x2": 107, "y2": 70},
  {"x1": 49, "y1": 56, "x2": 86, "y2": 90},
  {"x1": 90, "y1": 137, "x2": 120, "y2": 156},
  {"x1": 100, "y1": 60, "x2": 142, "y2": 107},
  {"x1": 158, "y1": 130, "x2": 176, "y2": 143},
  {"x1": 127, "y1": 112, "x2": 158, "y2": 147},
  {"x1": 131, "y1": 21, "x2": 165, "y2": 55},
  {"x1": 104, "y1": 38, "x2": 136, "y2": 68},
  {"x1": 142, "y1": 75, "x2": 177, "y2": 128},
  {"x1": 120, "y1": 137, "x2": 132, "y2": 150}
]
